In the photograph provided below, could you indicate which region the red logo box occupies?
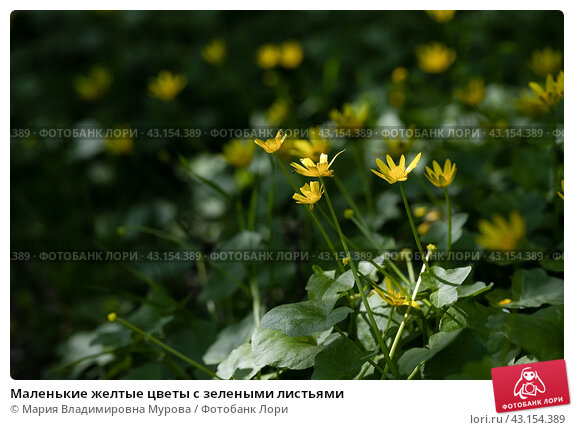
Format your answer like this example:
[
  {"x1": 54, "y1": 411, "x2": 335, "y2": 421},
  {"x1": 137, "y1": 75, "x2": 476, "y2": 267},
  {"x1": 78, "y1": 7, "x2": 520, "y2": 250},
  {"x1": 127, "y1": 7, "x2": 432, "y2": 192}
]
[{"x1": 491, "y1": 359, "x2": 570, "y2": 413}]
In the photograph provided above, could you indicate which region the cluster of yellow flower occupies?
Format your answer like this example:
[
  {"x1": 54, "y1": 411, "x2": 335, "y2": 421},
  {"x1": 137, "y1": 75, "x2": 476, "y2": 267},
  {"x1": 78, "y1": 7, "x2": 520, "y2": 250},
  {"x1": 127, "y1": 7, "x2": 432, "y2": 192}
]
[{"x1": 256, "y1": 41, "x2": 304, "y2": 69}]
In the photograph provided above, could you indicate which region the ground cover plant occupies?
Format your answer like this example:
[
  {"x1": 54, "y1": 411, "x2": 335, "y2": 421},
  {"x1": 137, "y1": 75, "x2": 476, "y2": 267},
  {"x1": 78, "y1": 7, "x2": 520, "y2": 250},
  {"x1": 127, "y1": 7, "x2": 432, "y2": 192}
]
[{"x1": 10, "y1": 10, "x2": 563, "y2": 379}]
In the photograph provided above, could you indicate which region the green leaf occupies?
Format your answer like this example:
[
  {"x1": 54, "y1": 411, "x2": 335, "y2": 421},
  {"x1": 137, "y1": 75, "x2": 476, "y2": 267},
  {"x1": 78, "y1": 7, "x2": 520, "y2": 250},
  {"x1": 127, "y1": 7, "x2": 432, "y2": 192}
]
[
  {"x1": 430, "y1": 285, "x2": 458, "y2": 307},
  {"x1": 507, "y1": 305, "x2": 564, "y2": 361},
  {"x1": 251, "y1": 327, "x2": 326, "y2": 370},
  {"x1": 398, "y1": 329, "x2": 463, "y2": 375},
  {"x1": 216, "y1": 343, "x2": 263, "y2": 380},
  {"x1": 305, "y1": 270, "x2": 335, "y2": 301},
  {"x1": 203, "y1": 313, "x2": 255, "y2": 365},
  {"x1": 458, "y1": 281, "x2": 492, "y2": 298},
  {"x1": 312, "y1": 338, "x2": 369, "y2": 380},
  {"x1": 506, "y1": 269, "x2": 563, "y2": 308},
  {"x1": 420, "y1": 265, "x2": 472, "y2": 292},
  {"x1": 261, "y1": 301, "x2": 352, "y2": 337}
]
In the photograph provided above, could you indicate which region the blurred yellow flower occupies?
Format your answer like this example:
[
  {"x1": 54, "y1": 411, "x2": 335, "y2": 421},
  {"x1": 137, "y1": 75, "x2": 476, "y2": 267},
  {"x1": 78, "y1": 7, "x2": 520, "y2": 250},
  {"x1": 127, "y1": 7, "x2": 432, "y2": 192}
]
[
  {"x1": 201, "y1": 39, "x2": 226, "y2": 65},
  {"x1": 290, "y1": 127, "x2": 331, "y2": 161},
  {"x1": 343, "y1": 208, "x2": 355, "y2": 219},
  {"x1": 530, "y1": 48, "x2": 562, "y2": 77},
  {"x1": 105, "y1": 126, "x2": 134, "y2": 155},
  {"x1": 371, "y1": 152, "x2": 422, "y2": 184},
  {"x1": 477, "y1": 212, "x2": 526, "y2": 251},
  {"x1": 329, "y1": 103, "x2": 369, "y2": 128},
  {"x1": 426, "y1": 10, "x2": 456, "y2": 23},
  {"x1": 342, "y1": 257, "x2": 350, "y2": 266},
  {"x1": 391, "y1": 66, "x2": 408, "y2": 83},
  {"x1": 416, "y1": 42, "x2": 456, "y2": 74},
  {"x1": 529, "y1": 71, "x2": 564, "y2": 107},
  {"x1": 256, "y1": 44, "x2": 281, "y2": 69},
  {"x1": 148, "y1": 71, "x2": 187, "y2": 101},
  {"x1": 290, "y1": 150, "x2": 345, "y2": 178},
  {"x1": 497, "y1": 298, "x2": 512, "y2": 306},
  {"x1": 417, "y1": 222, "x2": 431, "y2": 235},
  {"x1": 266, "y1": 99, "x2": 289, "y2": 125},
  {"x1": 254, "y1": 130, "x2": 287, "y2": 154},
  {"x1": 74, "y1": 65, "x2": 112, "y2": 101},
  {"x1": 558, "y1": 179, "x2": 564, "y2": 200},
  {"x1": 454, "y1": 78, "x2": 485, "y2": 106},
  {"x1": 373, "y1": 277, "x2": 420, "y2": 308},
  {"x1": 515, "y1": 90, "x2": 549, "y2": 117},
  {"x1": 425, "y1": 159, "x2": 457, "y2": 188},
  {"x1": 385, "y1": 133, "x2": 414, "y2": 157},
  {"x1": 280, "y1": 41, "x2": 304, "y2": 69},
  {"x1": 425, "y1": 209, "x2": 441, "y2": 223},
  {"x1": 292, "y1": 181, "x2": 324, "y2": 210},
  {"x1": 222, "y1": 140, "x2": 255, "y2": 168},
  {"x1": 107, "y1": 312, "x2": 117, "y2": 322},
  {"x1": 413, "y1": 205, "x2": 428, "y2": 218}
]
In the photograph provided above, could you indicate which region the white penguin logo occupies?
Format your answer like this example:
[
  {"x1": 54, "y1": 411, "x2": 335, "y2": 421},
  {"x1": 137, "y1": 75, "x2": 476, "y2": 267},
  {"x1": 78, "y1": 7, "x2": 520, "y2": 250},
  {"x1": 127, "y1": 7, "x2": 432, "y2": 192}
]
[{"x1": 513, "y1": 367, "x2": 546, "y2": 400}]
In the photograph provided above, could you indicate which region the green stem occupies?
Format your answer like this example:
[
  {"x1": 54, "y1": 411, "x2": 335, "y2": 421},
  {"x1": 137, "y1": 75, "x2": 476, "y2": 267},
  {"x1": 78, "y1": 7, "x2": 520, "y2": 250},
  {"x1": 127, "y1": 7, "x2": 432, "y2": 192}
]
[
  {"x1": 387, "y1": 249, "x2": 432, "y2": 361},
  {"x1": 399, "y1": 183, "x2": 429, "y2": 270},
  {"x1": 405, "y1": 251, "x2": 415, "y2": 284},
  {"x1": 115, "y1": 317, "x2": 221, "y2": 379},
  {"x1": 445, "y1": 187, "x2": 452, "y2": 255},
  {"x1": 320, "y1": 177, "x2": 398, "y2": 376},
  {"x1": 249, "y1": 274, "x2": 261, "y2": 326}
]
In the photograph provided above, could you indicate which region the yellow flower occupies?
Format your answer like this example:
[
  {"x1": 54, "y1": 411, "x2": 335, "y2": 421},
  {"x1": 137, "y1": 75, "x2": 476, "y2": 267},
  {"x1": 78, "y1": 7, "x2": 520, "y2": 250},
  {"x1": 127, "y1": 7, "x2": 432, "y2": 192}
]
[
  {"x1": 477, "y1": 212, "x2": 526, "y2": 251},
  {"x1": 290, "y1": 150, "x2": 345, "y2": 178},
  {"x1": 290, "y1": 128, "x2": 331, "y2": 162},
  {"x1": 497, "y1": 298, "x2": 512, "y2": 306},
  {"x1": 74, "y1": 65, "x2": 112, "y2": 101},
  {"x1": 256, "y1": 44, "x2": 281, "y2": 69},
  {"x1": 292, "y1": 181, "x2": 324, "y2": 210},
  {"x1": 426, "y1": 243, "x2": 437, "y2": 255},
  {"x1": 254, "y1": 130, "x2": 287, "y2": 154},
  {"x1": 530, "y1": 48, "x2": 562, "y2": 77},
  {"x1": 373, "y1": 277, "x2": 420, "y2": 308},
  {"x1": 416, "y1": 42, "x2": 456, "y2": 74},
  {"x1": 280, "y1": 41, "x2": 304, "y2": 69},
  {"x1": 391, "y1": 66, "x2": 408, "y2": 83},
  {"x1": 105, "y1": 126, "x2": 134, "y2": 155},
  {"x1": 148, "y1": 71, "x2": 187, "y2": 101},
  {"x1": 329, "y1": 103, "x2": 369, "y2": 128},
  {"x1": 515, "y1": 90, "x2": 549, "y2": 117},
  {"x1": 529, "y1": 71, "x2": 564, "y2": 107},
  {"x1": 558, "y1": 179, "x2": 564, "y2": 200},
  {"x1": 425, "y1": 209, "x2": 441, "y2": 223},
  {"x1": 342, "y1": 257, "x2": 349, "y2": 266},
  {"x1": 425, "y1": 159, "x2": 457, "y2": 188},
  {"x1": 343, "y1": 209, "x2": 355, "y2": 219},
  {"x1": 222, "y1": 140, "x2": 255, "y2": 168},
  {"x1": 371, "y1": 152, "x2": 422, "y2": 184},
  {"x1": 266, "y1": 99, "x2": 289, "y2": 126},
  {"x1": 201, "y1": 39, "x2": 226, "y2": 65},
  {"x1": 417, "y1": 222, "x2": 431, "y2": 235},
  {"x1": 454, "y1": 78, "x2": 485, "y2": 106},
  {"x1": 107, "y1": 312, "x2": 117, "y2": 322},
  {"x1": 426, "y1": 10, "x2": 456, "y2": 23},
  {"x1": 413, "y1": 205, "x2": 428, "y2": 218}
]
